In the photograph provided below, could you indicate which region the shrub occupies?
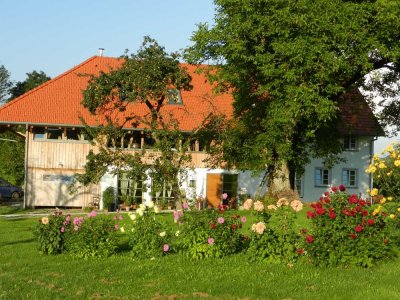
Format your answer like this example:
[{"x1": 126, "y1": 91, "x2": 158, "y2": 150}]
[
  {"x1": 127, "y1": 202, "x2": 170, "y2": 258},
  {"x1": 102, "y1": 186, "x2": 115, "y2": 210},
  {"x1": 180, "y1": 206, "x2": 246, "y2": 260},
  {"x1": 65, "y1": 211, "x2": 119, "y2": 259},
  {"x1": 33, "y1": 211, "x2": 70, "y2": 255},
  {"x1": 245, "y1": 198, "x2": 304, "y2": 264},
  {"x1": 366, "y1": 142, "x2": 400, "y2": 202},
  {"x1": 303, "y1": 186, "x2": 396, "y2": 267}
]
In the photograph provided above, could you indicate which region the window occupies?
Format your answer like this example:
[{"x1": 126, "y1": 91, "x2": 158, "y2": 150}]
[
  {"x1": 66, "y1": 128, "x2": 80, "y2": 141},
  {"x1": 315, "y1": 168, "x2": 330, "y2": 186},
  {"x1": 222, "y1": 174, "x2": 238, "y2": 204},
  {"x1": 167, "y1": 89, "x2": 183, "y2": 105},
  {"x1": 152, "y1": 179, "x2": 174, "y2": 206},
  {"x1": 342, "y1": 169, "x2": 358, "y2": 188},
  {"x1": 295, "y1": 173, "x2": 304, "y2": 198},
  {"x1": 33, "y1": 127, "x2": 45, "y2": 139},
  {"x1": 343, "y1": 136, "x2": 357, "y2": 151},
  {"x1": 47, "y1": 128, "x2": 63, "y2": 140},
  {"x1": 117, "y1": 172, "x2": 144, "y2": 205}
]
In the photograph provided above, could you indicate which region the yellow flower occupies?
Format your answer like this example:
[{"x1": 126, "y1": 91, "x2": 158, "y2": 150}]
[
  {"x1": 390, "y1": 152, "x2": 397, "y2": 158},
  {"x1": 397, "y1": 207, "x2": 400, "y2": 213},
  {"x1": 394, "y1": 160, "x2": 400, "y2": 167},
  {"x1": 384, "y1": 143, "x2": 394, "y2": 153},
  {"x1": 373, "y1": 205, "x2": 382, "y2": 216},
  {"x1": 386, "y1": 171, "x2": 393, "y2": 176},
  {"x1": 366, "y1": 165, "x2": 377, "y2": 174},
  {"x1": 381, "y1": 197, "x2": 386, "y2": 204},
  {"x1": 370, "y1": 188, "x2": 379, "y2": 196},
  {"x1": 373, "y1": 154, "x2": 379, "y2": 161},
  {"x1": 41, "y1": 217, "x2": 49, "y2": 225},
  {"x1": 378, "y1": 162, "x2": 387, "y2": 169},
  {"x1": 388, "y1": 197, "x2": 393, "y2": 201},
  {"x1": 390, "y1": 214, "x2": 395, "y2": 220}
]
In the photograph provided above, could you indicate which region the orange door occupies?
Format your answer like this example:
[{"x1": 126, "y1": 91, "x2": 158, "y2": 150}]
[{"x1": 206, "y1": 173, "x2": 222, "y2": 207}]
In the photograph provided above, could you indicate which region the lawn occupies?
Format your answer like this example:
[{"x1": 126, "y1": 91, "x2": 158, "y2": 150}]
[{"x1": 1, "y1": 206, "x2": 400, "y2": 299}]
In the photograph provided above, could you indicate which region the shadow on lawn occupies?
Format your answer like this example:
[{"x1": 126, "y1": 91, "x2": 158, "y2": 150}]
[{"x1": 0, "y1": 238, "x2": 35, "y2": 248}]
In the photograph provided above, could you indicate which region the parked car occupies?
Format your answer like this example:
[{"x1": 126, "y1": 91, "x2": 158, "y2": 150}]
[{"x1": 0, "y1": 178, "x2": 24, "y2": 201}]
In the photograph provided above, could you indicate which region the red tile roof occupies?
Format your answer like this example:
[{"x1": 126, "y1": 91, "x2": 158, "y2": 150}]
[
  {"x1": 0, "y1": 56, "x2": 233, "y2": 131},
  {"x1": 0, "y1": 56, "x2": 383, "y2": 136}
]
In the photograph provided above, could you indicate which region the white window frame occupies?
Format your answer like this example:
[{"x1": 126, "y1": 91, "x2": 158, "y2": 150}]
[
  {"x1": 342, "y1": 168, "x2": 358, "y2": 188},
  {"x1": 314, "y1": 168, "x2": 330, "y2": 187}
]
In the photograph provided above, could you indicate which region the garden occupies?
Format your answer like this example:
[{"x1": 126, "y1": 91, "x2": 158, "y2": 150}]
[{"x1": 1, "y1": 144, "x2": 400, "y2": 299}]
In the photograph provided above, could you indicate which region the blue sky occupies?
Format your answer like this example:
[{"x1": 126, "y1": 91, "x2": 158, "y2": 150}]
[{"x1": 0, "y1": 0, "x2": 215, "y2": 82}]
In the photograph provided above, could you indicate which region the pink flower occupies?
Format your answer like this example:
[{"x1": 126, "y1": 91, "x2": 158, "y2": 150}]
[
  {"x1": 222, "y1": 193, "x2": 228, "y2": 200},
  {"x1": 243, "y1": 199, "x2": 253, "y2": 210},
  {"x1": 290, "y1": 200, "x2": 303, "y2": 212},
  {"x1": 163, "y1": 244, "x2": 169, "y2": 252},
  {"x1": 73, "y1": 217, "x2": 80, "y2": 225},
  {"x1": 60, "y1": 227, "x2": 65, "y2": 233},
  {"x1": 119, "y1": 214, "x2": 123, "y2": 220},
  {"x1": 208, "y1": 238, "x2": 214, "y2": 245},
  {"x1": 114, "y1": 224, "x2": 119, "y2": 230},
  {"x1": 253, "y1": 200, "x2": 264, "y2": 212},
  {"x1": 74, "y1": 225, "x2": 79, "y2": 231},
  {"x1": 65, "y1": 215, "x2": 70, "y2": 222},
  {"x1": 240, "y1": 216, "x2": 247, "y2": 223},
  {"x1": 251, "y1": 222, "x2": 266, "y2": 235},
  {"x1": 182, "y1": 202, "x2": 189, "y2": 210},
  {"x1": 217, "y1": 217, "x2": 225, "y2": 224}
]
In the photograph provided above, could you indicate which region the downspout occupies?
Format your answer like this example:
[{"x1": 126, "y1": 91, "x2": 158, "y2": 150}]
[
  {"x1": 23, "y1": 124, "x2": 29, "y2": 209},
  {"x1": 369, "y1": 136, "x2": 378, "y2": 203}
]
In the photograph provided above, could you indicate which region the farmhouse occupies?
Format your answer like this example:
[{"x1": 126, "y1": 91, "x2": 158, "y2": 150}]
[{"x1": 0, "y1": 55, "x2": 383, "y2": 208}]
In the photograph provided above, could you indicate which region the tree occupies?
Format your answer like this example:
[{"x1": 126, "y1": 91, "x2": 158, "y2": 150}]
[
  {"x1": 8, "y1": 70, "x2": 50, "y2": 101},
  {"x1": 185, "y1": 0, "x2": 400, "y2": 197},
  {"x1": 76, "y1": 37, "x2": 193, "y2": 205},
  {"x1": 0, "y1": 65, "x2": 11, "y2": 103}
]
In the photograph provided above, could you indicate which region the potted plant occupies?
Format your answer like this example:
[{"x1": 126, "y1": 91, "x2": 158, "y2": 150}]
[{"x1": 102, "y1": 187, "x2": 115, "y2": 212}]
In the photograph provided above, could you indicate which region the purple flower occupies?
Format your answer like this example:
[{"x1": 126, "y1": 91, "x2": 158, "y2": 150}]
[
  {"x1": 217, "y1": 217, "x2": 225, "y2": 224},
  {"x1": 222, "y1": 193, "x2": 228, "y2": 200},
  {"x1": 240, "y1": 216, "x2": 247, "y2": 223},
  {"x1": 208, "y1": 237, "x2": 215, "y2": 245},
  {"x1": 163, "y1": 244, "x2": 170, "y2": 252}
]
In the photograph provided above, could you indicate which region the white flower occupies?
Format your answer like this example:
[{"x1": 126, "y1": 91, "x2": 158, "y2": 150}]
[
  {"x1": 139, "y1": 203, "x2": 146, "y2": 210},
  {"x1": 154, "y1": 206, "x2": 161, "y2": 213},
  {"x1": 159, "y1": 231, "x2": 166, "y2": 237},
  {"x1": 175, "y1": 230, "x2": 180, "y2": 237},
  {"x1": 128, "y1": 213, "x2": 137, "y2": 220},
  {"x1": 243, "y1": 199, "x2": 253, "y2": 210},
  {"x1": 136, "y1": 208, "x2": 144, "y2": 216},
  {"x1": 147, "y1": 201, "x2": 155, "y2": 209},
  {"x1": 267, "y1": 204, "x2": 277, "y2": 210},
  {"x1": 120, "y1": 226, "x2": 125, "y2": 233},
  {"x1": 253, "y1": 200, "x2": 264, "y2": 212}
]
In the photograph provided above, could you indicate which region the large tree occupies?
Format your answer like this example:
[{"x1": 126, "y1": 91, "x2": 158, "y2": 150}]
[
  {"x1": 77, "y1": 37, "x2": 193, "y2": 205},
  {"x1": 185, "y1": 0, "x2": 400, "y2": 197},
  {"x1": 0, "y1": 65, "x2": 11, "y2": 104}
]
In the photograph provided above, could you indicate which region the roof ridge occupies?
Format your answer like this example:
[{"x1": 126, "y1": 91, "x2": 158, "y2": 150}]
[{"x1": 0, "y1": 56, "x2": 102, "y2": 113}]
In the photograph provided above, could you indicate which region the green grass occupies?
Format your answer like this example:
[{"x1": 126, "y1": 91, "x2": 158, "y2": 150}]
[{"x1": 1, "y1": 209, "x2": 400, "y2": 299}]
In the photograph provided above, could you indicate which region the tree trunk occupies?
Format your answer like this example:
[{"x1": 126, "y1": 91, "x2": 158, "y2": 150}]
[{"x1": 267, "y1": 160, "x2": 292, "y2": 198}]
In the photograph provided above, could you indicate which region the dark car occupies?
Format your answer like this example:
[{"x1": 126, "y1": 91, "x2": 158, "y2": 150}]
[{"x1": 0, "y1": 178, "x2": 24, "y2": 201}]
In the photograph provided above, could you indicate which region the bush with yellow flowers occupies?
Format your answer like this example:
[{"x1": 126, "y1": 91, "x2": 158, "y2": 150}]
[{"x1": 366, "y1": 142, "x2": 400, "y2": 202}]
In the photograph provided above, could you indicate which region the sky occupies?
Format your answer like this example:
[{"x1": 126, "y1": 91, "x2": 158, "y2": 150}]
[
  {"x1": 0, "y1": 0, "x2": 398, "y2": 153},
  {"x1": 0, "y1": 0, "x2": 215, "y2": 82}
]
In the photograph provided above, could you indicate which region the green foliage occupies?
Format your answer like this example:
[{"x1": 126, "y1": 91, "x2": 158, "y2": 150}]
[
  {"x1": 185, "y1": 0, "x2": 400, "y2": 184},
  {"x1": 33, "y1": 213, "x2": 68, "y2": 255},
  {"x1": 128, "y1": 205, "x2": 170, "y2": 258},
  {"x1": 102, "y1": 186, "x2": 115, "y2": 209},
  {"x1": 65, "y1": 212, "x2": 119, "y2": 259},
  {"x1": 0, "y1": 130, "x2": 25, "y2": 186},
  {"x1": 303, "y1": 187, "x2": 396, "y2": 267},
  {"x1": 180, "y1": 209, "x2": 246, "y2": 260},
  {"x1": 245, "y1": 198, "x2": 303, "y2": 264}
]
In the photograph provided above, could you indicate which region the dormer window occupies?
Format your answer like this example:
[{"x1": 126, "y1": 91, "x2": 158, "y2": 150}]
[
  {"x1": 167, "y1": 89, "x2": 183, "y2": 105},
  {"x1": 343, "y1": 136, "x2": 357, "y2": 151}
]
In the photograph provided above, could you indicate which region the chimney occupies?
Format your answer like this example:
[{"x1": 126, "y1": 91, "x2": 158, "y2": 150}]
[{"x1": 98, "y1": 48, "x2": 104, "y2": 56}]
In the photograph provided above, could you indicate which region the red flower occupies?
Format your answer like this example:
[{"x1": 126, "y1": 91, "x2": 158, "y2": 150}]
[
  {"x1": 210, "y1": 223, "x2": 216, "y2": 229},
  {"x1": 359, "y1": 199, "x2": 366, "y2": 206},
  {"x1": 339, "y1": 184, "x2": 346, "y2": 191},
  {"x1": 331, "y1": 186, "x2": 338, "y2": 193},
  {"x1": 355, "y1": 225, "x2": 363, "y2": 233},
  {"x1": 306, "y1": 235, "x2": 314, "y2": 244},
  {"x1": 362, "y1": 210, "x2": 368, "y2": 217},
  {"x1": 384, "y1": 239, "x2": 389, "y2": 244},
  {"x1": 367, "y1": 219, "x2": 375, "y2": 226},
  {"x1": 349, "y1": 194, "x2": 358, "y2": 204},
  {"x1": 231, "y1": 224, "x2": 237, "y2": 230},
  {"x1": 350, "y1": 233, "x2": 357, "y2": 239},
  {"x1": 306, "y1": 211, "x2": 316, "y2": 219},
  {"x1": 381, "y1": 212, "x2": 387, "y2": 217},
  {"x1": 324, "y1": 191, "x2": 330, "y2": 197},
  {"x1": 315, "y1": 207, "x2": 326, "y2": 215},
  {"x1": 355, "y1": 205, "x2": 362, "y2": 212},
  {"x1": 300, "y1": 228, "x2": 308, "y2": 235},
  {"x1": 329, "y1": 210, "x2": 336, "y2": 220},
  {"x1": 296, "y1": 248, "x2": 305, "y2": 255}
]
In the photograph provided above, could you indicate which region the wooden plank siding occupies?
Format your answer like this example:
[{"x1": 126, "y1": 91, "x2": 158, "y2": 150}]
[{"x1": 25, "y1": 130, "x2": 212, "y2": 207}]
